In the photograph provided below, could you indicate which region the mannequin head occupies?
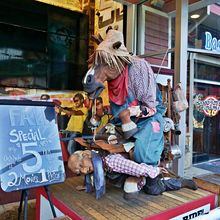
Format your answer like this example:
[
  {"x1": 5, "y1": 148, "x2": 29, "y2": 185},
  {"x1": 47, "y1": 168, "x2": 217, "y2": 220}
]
[{"x1": 68, "y1": 150, "x2": 94, "y2": 175}]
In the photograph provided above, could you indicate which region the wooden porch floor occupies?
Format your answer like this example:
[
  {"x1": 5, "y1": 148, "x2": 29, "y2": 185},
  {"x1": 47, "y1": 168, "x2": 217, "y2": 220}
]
[{"x1": 50, "y1": 176, "x2": 212, "y2": 220}]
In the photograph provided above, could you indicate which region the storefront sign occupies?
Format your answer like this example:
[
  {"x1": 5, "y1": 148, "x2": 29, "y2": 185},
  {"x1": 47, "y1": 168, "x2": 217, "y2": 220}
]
[
  {"x1": 145, "y1": 194, "x2": 216, "y2": 220},
  {"x1": 204, "y1": 32, "x2": 220, "y2": 52},
  {"x1": 0, "y1": 100, "x2": 65, "y2": 192},
  {"x1": 195, "y1": 96, "x2": 220, "y2": 117},
  {"x1": 202, "y1": 96, "x2": 219, "y2": 117}
]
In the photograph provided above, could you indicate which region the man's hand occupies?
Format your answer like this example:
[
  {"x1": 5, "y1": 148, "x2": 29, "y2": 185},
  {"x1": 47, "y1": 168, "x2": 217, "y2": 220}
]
[
  {"x1": 74, "y1": 137, "x2": 91, "y2": 149},
  {"x1": 94, "y1": 140, "x2": 116, "y2": 153},
  {"x1": 159, "y1": 167, "x2": 168, "y2": 174}
]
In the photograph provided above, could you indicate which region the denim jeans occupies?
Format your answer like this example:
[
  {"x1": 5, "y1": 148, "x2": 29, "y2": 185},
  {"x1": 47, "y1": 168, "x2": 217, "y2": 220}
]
[{"x1": 65, "y1": 131, "x2": 81, "y2": 155}]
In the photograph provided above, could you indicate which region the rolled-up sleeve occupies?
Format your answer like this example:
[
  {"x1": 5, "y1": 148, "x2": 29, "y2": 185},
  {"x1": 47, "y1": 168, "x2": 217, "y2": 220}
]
[{"x1": 105, "y1": 154, "x2": 160, "y2": 178}]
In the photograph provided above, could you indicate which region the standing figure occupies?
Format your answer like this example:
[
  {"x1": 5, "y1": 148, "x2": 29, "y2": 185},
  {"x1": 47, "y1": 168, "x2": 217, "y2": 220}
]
[
  {"x1": 40, "y1": 94, "x2": 50, "y2": 101},
  {"x1": 83, "y1": 29, "x2": 165, "y2": 166},
  {"x1": 60, "y1": 93, "x2": 88, "y2": 154},
  {"x1": 89, "y1": 97, "x2": 112, "y2": 133}
]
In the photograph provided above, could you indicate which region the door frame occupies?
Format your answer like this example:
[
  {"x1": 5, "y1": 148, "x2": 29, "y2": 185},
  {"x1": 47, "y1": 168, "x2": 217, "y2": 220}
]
[{"x1": 189, "y1": 51, "x2": 220, "y2": 165}]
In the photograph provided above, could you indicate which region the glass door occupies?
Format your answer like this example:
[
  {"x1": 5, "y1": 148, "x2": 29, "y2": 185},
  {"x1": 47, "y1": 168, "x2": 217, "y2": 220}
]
[{"x1": 189, "y1": 53, "x2": 220, "y2": 165}]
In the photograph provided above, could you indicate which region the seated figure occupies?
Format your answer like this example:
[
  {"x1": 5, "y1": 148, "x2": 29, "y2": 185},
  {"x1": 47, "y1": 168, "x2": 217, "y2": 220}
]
[{"x1": 68, "y1": 140, "x2": 197, "y2": 200}]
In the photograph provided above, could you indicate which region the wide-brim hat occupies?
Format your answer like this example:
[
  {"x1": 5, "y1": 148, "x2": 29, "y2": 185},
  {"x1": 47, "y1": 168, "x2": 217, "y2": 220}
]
[{"x1": 93, "y1": 30, "x2": 132, "y2": 73}]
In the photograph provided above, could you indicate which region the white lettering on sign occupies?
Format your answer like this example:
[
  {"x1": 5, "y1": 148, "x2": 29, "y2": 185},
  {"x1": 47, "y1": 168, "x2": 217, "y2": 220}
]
[
  {"x1": 205, "y1": 32, "x2": 220, "y2": 52},
  {"x1": 9, "y1": 108, "x2": 47, "y2": 126},
  {"x1": 170, "y1": 204, "x2": 210, "y2": 220},
  {"x1": 9, "y1": 129, "x2": 46, "y2": 143}
]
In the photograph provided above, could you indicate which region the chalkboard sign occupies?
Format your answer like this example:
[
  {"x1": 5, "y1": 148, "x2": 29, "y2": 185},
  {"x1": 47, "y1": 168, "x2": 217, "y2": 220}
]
[{"x1": 0, "y1": 100, "x2": 65, "y2": 192}]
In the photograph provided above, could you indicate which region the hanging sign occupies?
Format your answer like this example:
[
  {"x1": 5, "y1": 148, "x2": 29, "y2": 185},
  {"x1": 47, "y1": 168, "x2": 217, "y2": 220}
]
[
  {"x1": 0, "y1": 100, "x2": 65, "y2": 192},
  {"x1": 202, "y1": 96, "x2": 219, "y2": 117},
  {"x1": 195, "y1": 95, "x2": 220, "y2": 117}
]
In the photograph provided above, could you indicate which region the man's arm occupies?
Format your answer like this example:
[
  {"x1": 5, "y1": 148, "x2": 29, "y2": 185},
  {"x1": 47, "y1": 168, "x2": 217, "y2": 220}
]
[
  {"x1": 58, "y1": 107, "x2": 84, "y2": 116},
  {"x1": 93, "y1": 140, "x2": 126, "y2": 154},
  {"x1": 105, "y1": 154, "x2": 167, "y2": 179},
  {"x1": 74, "y1": 138, "x2": 130, "y2": 154}
]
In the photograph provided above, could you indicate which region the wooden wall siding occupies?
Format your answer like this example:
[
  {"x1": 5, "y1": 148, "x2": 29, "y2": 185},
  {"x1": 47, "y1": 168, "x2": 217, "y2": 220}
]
[
  {"x1": 144, "y1": 11, "x2": 169, "y2": 66},
  {"x1": 144, "y1": 0, "x2": 201, "y2": 13},
  {"x1": 122, "y1": 0, "x2": 201, "y2": 11}
]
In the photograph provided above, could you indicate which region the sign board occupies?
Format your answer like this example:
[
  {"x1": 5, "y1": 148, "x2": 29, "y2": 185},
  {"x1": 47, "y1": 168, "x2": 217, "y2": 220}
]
[
  {"x1": 194, "y1": 95, "x2": 220, "y2": 117},
  {"x1": 170, "y1": 204, "x2": 210, "y2": 220},
  {"x1": 204, "y1": 31, "x2": 220, "y2": 52},
  {"x1": 145, "y1": 194, "x2": 216, "y2": 220},
  {"x1": 0, "y1": 100, "x2": 65, "y2": 192}
]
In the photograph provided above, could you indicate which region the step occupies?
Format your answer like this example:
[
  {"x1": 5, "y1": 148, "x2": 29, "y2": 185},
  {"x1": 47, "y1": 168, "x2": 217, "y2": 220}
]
[{"x1": 193, "y1": 173, "x2": 220, "y2": 206}]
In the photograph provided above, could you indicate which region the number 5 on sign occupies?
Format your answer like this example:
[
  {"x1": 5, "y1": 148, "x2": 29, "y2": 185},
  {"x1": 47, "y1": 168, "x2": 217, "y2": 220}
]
[{"x1": 21, "y1": 142, "x2": 42, "y2": 173}]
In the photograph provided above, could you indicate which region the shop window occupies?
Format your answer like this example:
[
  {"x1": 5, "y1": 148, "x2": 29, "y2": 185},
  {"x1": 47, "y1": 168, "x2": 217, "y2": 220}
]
[
  {"x1": 193, "y1": 82, "x2": 220, "y2": 163},
  {"x1": 138, "y1": 6, "x2": 171, "y2": 68},
  {"x1": 171, "y1": 4, "x2": 220, "y2": 52},
  {"x1": 194, "y1": 61, "x2": 220, "y2": 82},
  {"x1": 0, "y1": 0, "x2": 89, "y2": 90}
]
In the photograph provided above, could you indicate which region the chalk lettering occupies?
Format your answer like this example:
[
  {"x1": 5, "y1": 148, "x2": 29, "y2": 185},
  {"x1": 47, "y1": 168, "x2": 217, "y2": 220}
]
[
  {"x1": 8, "y1": 172, "x2": 21, "y2": 187},
  {"x1": 9, "y1": 108, "x2": 47, "y2": 126},
  {"x1": 47, "y1": 171, "x2": 60, "y2": 182},
  {"x1": 21, "y1": 142, "x2": 42, "y2": 173},
  {"x1": 9, "y1": 129, "x2": 46, "y2": 143},
  {"x1": 39, "y1": 168, "x2": 48, "y2": 183},
  {"x1": 24, "y1": 174, "x2": 40, "y2": 185},
  {"x1": 9, "y1": 109, "x2": 36, "y2": 126},
  {"x1": 3, "y1": 155, "x2": 22, "y2": 164}
]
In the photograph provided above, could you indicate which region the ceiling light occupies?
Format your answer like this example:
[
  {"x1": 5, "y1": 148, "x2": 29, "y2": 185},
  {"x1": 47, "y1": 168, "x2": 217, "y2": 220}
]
[{"x1": 190, "y1": 14, "x2": 200, "y2": 19}]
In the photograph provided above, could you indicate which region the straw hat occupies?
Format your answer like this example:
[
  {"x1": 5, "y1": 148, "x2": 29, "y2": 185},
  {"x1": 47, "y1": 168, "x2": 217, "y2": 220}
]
[{"x1": 93, "y1": 29, "x2": 132, "y2": 72}]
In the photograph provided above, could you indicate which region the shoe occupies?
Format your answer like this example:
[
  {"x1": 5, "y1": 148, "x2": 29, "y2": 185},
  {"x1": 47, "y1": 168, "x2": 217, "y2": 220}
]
[
  {"x1": 123, "y1": 127, "x2": 138, "y2": 139},
  {"x1": 180, "y1": 178, "x2": 198, "y2": 190},
  {"x1": 123, "y1": 176, "x2": 141, "y2": 200},
  {"x1": 144, "y1": 176, "x2": 166, "y2": 195},
  {"x1": 122, "y1": 121, "x2": 138, "y2": 139},
  {"x1": 123, "y1": 191, "x2": 139, "y2": 200}
]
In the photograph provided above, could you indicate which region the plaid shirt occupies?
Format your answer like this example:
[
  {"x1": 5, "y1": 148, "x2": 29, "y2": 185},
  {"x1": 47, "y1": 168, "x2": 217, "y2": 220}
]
[
  {"x1": 128, "y1": 57, "x2": 157, "y2": 110},
  {"x1": 105, "y1": 154, "x2": 160, "y2": 179}
]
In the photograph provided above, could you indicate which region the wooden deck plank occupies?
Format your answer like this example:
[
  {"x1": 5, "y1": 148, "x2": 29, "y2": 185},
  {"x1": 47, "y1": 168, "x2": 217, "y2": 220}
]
[
  {"x1": 167, "y1": 189, "x2": 202, "y2": 201},
  {"x1": 56, "y1": 181, "x2": 120, "y2": 219},
  {"x1": 166, "y1": 190, "x2": 195, "y2": 202},
  {"x1": 178, "y1": 188, "x2": 208, "y2": 200},
  {"x1": 106, "y1": 187, "x2": 156, "y2": 216},
  {"x1": 136, "y1": 195, "x2": 167, "y2": 212},
  {"x1": 162, "y1": 192, "x2": 190, "y2": 203},
  {"x1": 75, "y1": 201, "x2": 109, "y2": 220},
  {"x1": 60, "y1": 179, "x2": 144, "y2": 220},
  {"x1": 104, "y1": 192, "x2": 144, "y2": 218},
  {"x1": 139, "y1": 194, "x2": 182, "y2": 210},
  {"x1": 191, "y1": 188, "x2": 212, "y2": 197},
  {"x1": 74, "y1": 178, "x2": 157, "y2": 218},
  {"x1": 194, "y1": 174, "x2": 220, "y2": 195},
  {"x1": 51, "y1": 184, "x2": 97, "y2": 220},
  {"x1": 50, "y1": 176, "x2": 211, "y2": 220},
  {"x1": 156, "y1": 194, "x2": 183, "y2": 206}
]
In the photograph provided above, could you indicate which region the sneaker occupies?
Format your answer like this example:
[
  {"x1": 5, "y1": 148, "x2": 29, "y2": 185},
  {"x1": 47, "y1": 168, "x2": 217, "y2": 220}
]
[{"x1": 180, "y1": 178, "x2": 198, "y2": 190}]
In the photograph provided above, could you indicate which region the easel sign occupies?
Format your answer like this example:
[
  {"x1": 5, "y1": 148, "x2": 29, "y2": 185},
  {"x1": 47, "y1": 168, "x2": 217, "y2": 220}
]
[{"x1": 0, "y1": 100, "x2": 65, "y2": 192}]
